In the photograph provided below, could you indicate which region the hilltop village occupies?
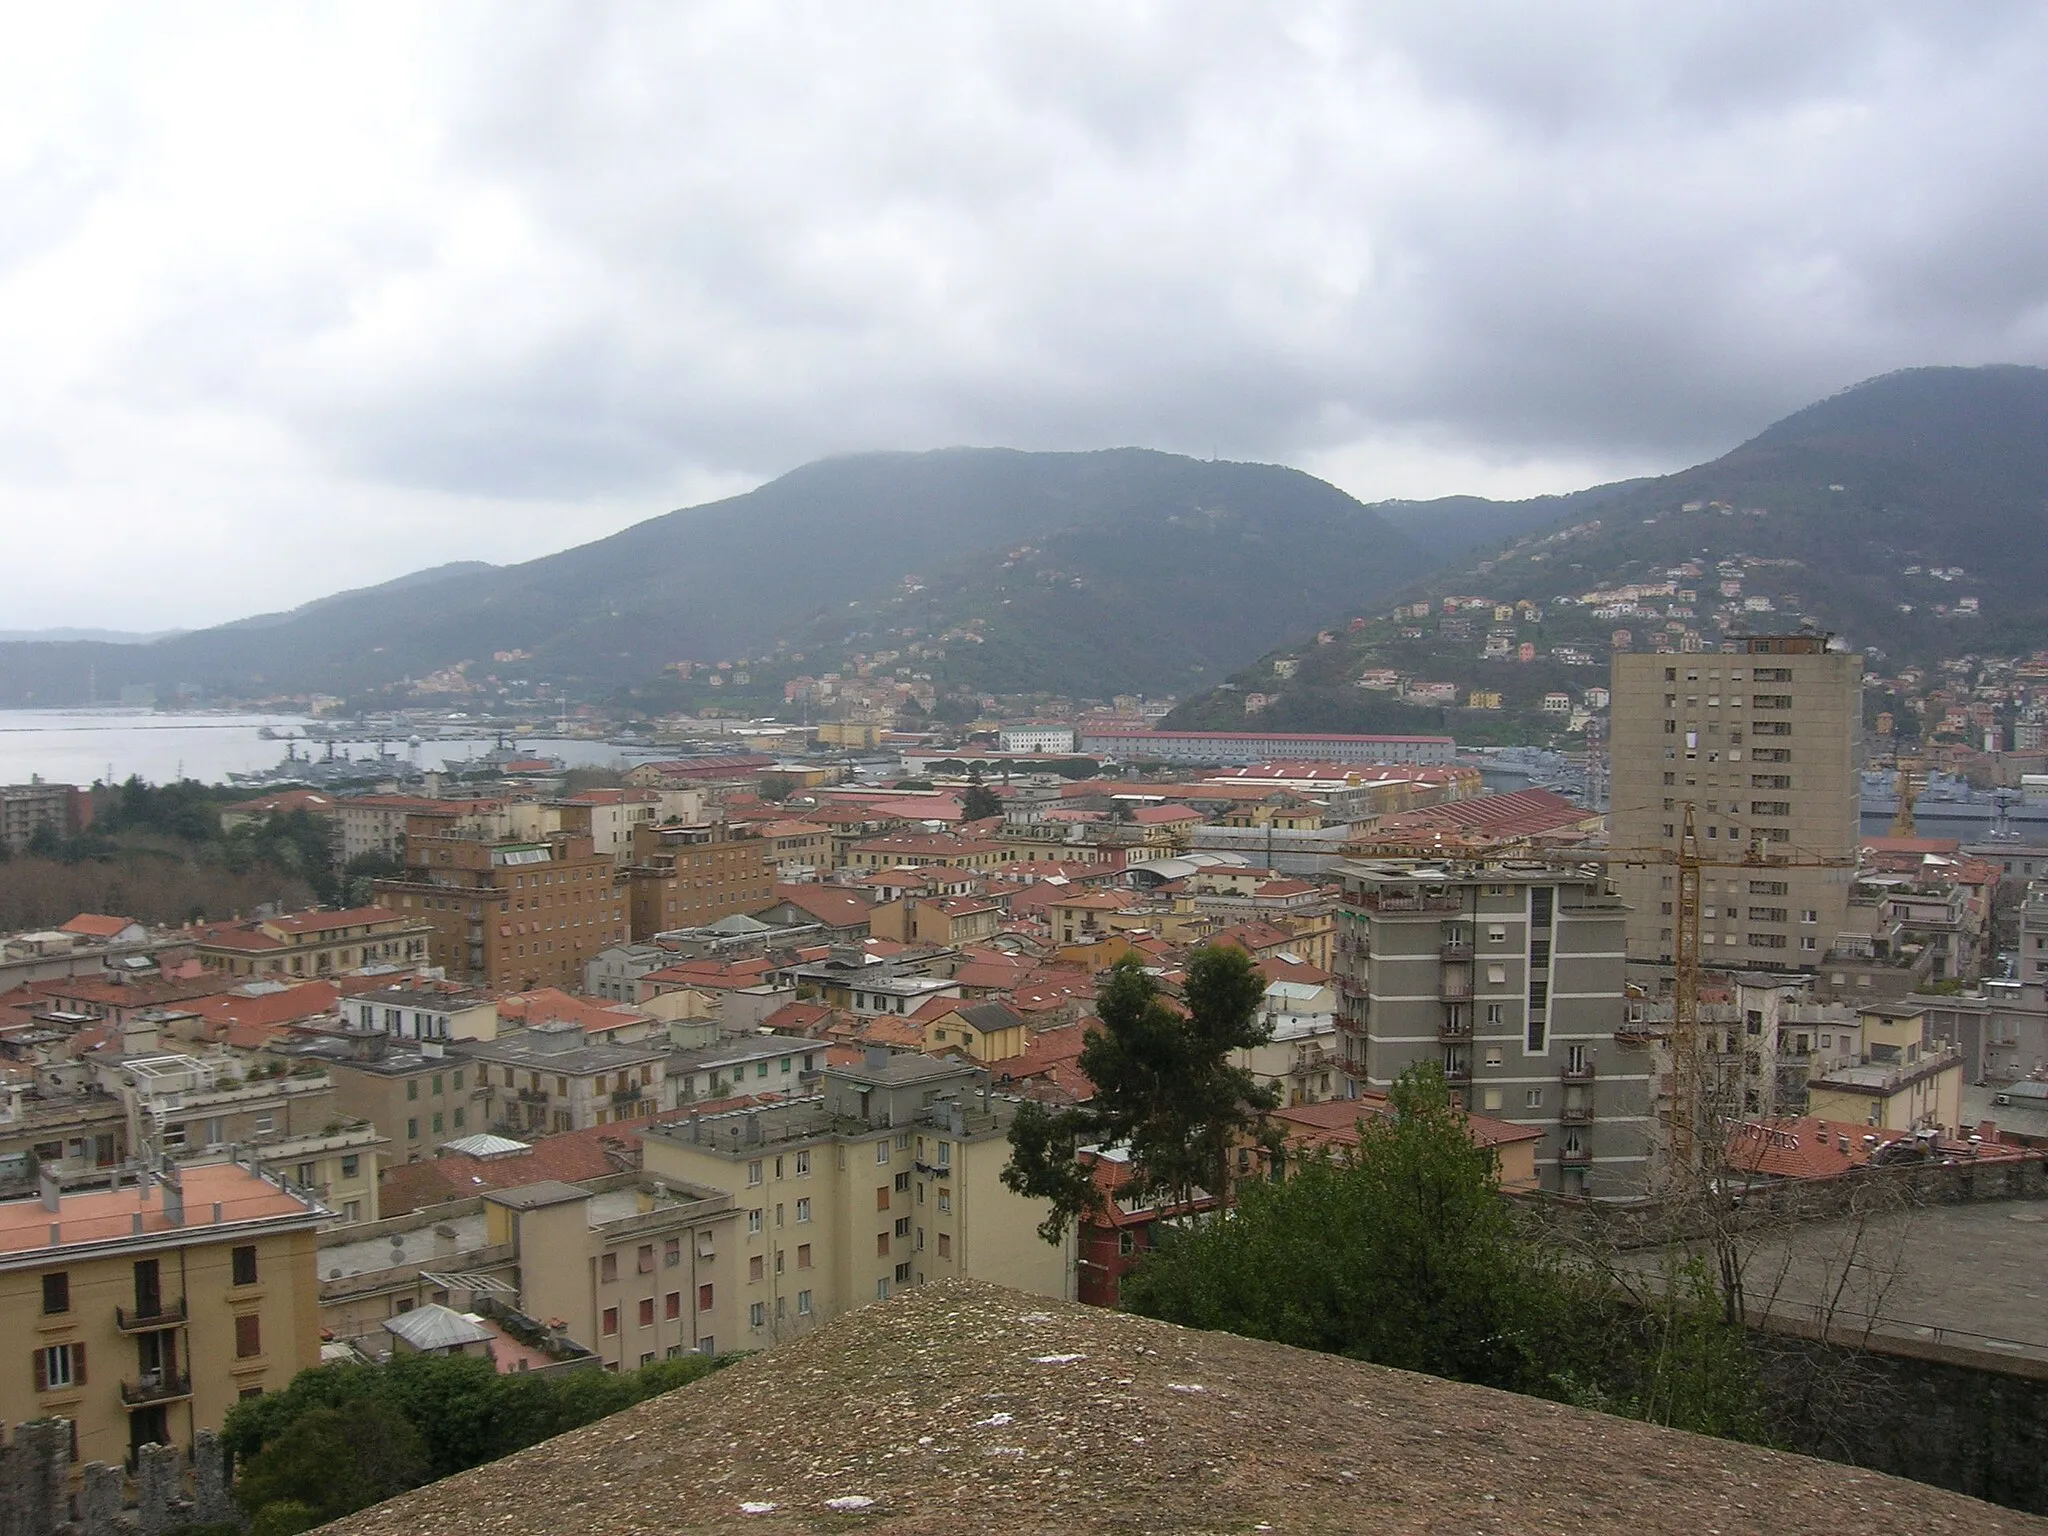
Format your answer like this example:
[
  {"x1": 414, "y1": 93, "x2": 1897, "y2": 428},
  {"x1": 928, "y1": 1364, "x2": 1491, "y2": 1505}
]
[{"x1": 5, "y1": 634, "x2": 2048, "y2": 1522}]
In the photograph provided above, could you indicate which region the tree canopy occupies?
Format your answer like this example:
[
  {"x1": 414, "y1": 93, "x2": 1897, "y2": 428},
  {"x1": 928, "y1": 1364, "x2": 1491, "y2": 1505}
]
[
  {"x1": 1120, "y1": 1063, "x2": 1769, "y2": 1438},
  {"x1": 1003, "y1": 947, "x2": 1278, "y2": 1240}
]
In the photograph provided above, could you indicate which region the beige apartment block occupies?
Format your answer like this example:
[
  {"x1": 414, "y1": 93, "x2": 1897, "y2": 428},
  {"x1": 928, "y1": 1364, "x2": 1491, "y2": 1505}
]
[
  {"x1": 315, "y1": 1173, "x2": 747, "y2": 1366},
  {"x1": 1610, "y1": 635, "x2": 1862, "y2": 969},
  {"x1": 0, "y1": 1161, "x2": 324, "y2": 1467},
  {"x1": 639, "y1": 1053, "x2": 1072, "y2": 1347}
]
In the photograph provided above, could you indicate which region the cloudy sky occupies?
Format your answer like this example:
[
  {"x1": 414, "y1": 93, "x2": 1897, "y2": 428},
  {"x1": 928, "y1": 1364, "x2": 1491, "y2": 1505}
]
[{"x1": 2, "y1": 2, "x2": 2045, "y2": 631}]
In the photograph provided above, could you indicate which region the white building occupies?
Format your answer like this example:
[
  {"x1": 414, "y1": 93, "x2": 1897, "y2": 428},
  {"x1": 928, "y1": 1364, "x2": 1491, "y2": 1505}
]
[{"x1": 998, "y1": 724, "x2": 1078, "y2": 754}]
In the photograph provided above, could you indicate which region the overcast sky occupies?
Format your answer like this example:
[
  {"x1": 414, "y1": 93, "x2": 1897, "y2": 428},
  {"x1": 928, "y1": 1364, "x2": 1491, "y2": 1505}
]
[{"x1": 2, "y1": 3, "x2": 2045, "y2": 632}]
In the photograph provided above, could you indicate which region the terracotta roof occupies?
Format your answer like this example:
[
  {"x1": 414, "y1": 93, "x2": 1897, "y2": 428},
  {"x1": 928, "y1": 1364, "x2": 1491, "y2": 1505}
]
[
  {"x1": 499, "y1": 988, "x2": 654, "y2": 1036},
  {"x1": 59, "y1": 913, "x2": 139, "y2": 940},
  {"x1": 222, "y1": 788, "x2": 338, "y2": 816},
  {"x1": 759, "y1": 883, "x2": 876, "y2": 925},
  {"x1": 1273, "y1": 1095, "x2": 1545, "y2": 1153},
  {"x1": 1723, "y1": 1115, "x2": 2032, "y2": 1181}
]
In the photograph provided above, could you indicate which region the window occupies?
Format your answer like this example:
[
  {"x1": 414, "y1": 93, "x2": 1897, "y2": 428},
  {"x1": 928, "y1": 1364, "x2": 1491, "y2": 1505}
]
[
  {"x1": 936, "y1": 1142, "x2": 951, "y2": 1168},
  {"x1": 35, "y1": 1343, "x2": 85, "y2": 1391},
  {"x1": 638, "y1": 1243, "x2": 655, "y2": 1274},
  {"x1": 340, "y1": 1155, "x2": 360, "y2": 1179},
  {"x1": 601, "y1": 1253, "x2": 619, "y2": 1282},
  {"x1": 797, "y1": 1244, "x2": 812, "y2": 1269},
  {"x1": 698, "y1": 1336, "x2": 716, "y2": 1355},
  {"x1": 894, "y1": 1170, "x2": 912, "y2": 1191},
  {"x1": 797, "y1": 1290, "x2": 812, "y2": 1316},
  {"x1": 431, "y1": 1113, "x2": 444, "y2": 1135},
  {"x1": 794, "y1": 1150, "x2": 811, "y2": 1176},
  {"x1": 936, "y1": 1191, "x2": 951, "y2": 1214},
  {"x1": 894, "y1": 1262, "x2": 912, "y2": 1283},
  {"x1": 1801, "y1": 909, "x2": 1818, "y2": 924},
  {"x1": 876, "y1": 1141, "x2": 890, "y2": 1164},
  {"x1": 1525, "y1": 1087, "x2": 1544, "y2": 1108},
  {"x1": 876, "y1": 1233, "x2": 891, "y2": 1257},
  {"x1": 749, "y1": 1302, "x2": 765, "y2": 1328},
  {"x1": 795, "y1": 1198, "x2": 811, "y2": 1223},
  {"x1": 231, "y1": 1246, "x2": 258, "y2": 1286},
  {"x1": 748, "y1": 1208, "x2": 763, "y2": 1234},
  {"x1": 407, "y1": 1080, "x2": 419, "y2": 1101},
  {"x1": 453, "y1": 1070, "x2": 464, "y2": 1091},
  {"x1": 749, "y1": 1255, "x2": 764, "y2": 1282},
  {"x1": 407, "y1": 1118, "x2": 419, "y2": 1140},
  {"x1": 1485, "y1": 963, "x2": 1506, "y2": 985},
  {"x1": 665, "y1": 1291, "x2": 681, "y2": 1319},
  {"x1": 1526, "y1": 1017, "x2": 1546, "y2": 1053},
  {"x1": 234, "y1": 1314, "x2": 262, "y2": 1358},
  {"x1": 746, "y1": 1161, "x2": 763, "y2": 1187},
  {"x1": 698, "y1": 1283, "x2": 715, "y2": 1311},
  {"x1": 601, "y1": 1308, "x2": 619, "y2": 1337},
  {"x1": 638, "y1": 1298, "x2": 655, "y2": 1327},
  {"x1": 665, "y1": 1238, "x2": 681, "y2": 1267},
  {"x1": 894, "y1": 1216, "x2": 911, "y2": 1238},
  {"x1": 41, "y1": 1273, "x2": 68, "y2": 1316},
  {"x1": 937, "y1": 1233, "x2": 952, "y2": 1259},
  {"x1": 877, "y1": 1185, "x2": 892, "y2": 1210}
]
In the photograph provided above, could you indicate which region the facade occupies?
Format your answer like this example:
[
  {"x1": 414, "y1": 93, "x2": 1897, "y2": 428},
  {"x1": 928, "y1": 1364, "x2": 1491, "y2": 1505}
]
[
  {"x1": 0, "y1": 782, "x2": 91, "y2": 854},
  {"x1": 460, "y1": 1024, "x2": 675, "y2": 1135},
  {"x1": 0, "y1": 1160, "x2": 323, "y2": 1467},
  {"x1": 283, "y1": 1035, "x2": 479, "y2": 1166},
  {"x1": 1332, "y1": 860, "x2": 1653, "y2": 1195},
  {"x1": 998, "y1": 725, "x2": 1079, "y2": 754},
  {"x1": 1075, "y1": 730, "x2": 1456, "y2": 766},
  {"x1": 622, "y1": 821, "x2": 774, "y2": 940},
  {"x1": 1610, "y1": 635, "x2": 1862, "y2": 967},
  {"x1": 639, "y1": 1053, "x2": 1073, "y2": 1345},
  {"x1": 372, "y1": 828, "x2": 626, "y2": 991},
  {"x1": 333, "y1": 796, "x2": 484, "y2": 864},
  {"x1": 1804, "y1": 1001, "x2": 1964, "y2": 1131},
  {"x1": 342, "y1": 982, "x2": 500, "y2": 1043},
  {"x1": 193, "y1": 906, "x2": 432, "y2": 979}
]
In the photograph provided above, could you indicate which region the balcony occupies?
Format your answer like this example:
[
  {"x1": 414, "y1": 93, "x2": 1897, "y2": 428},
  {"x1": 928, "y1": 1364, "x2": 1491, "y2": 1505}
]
[
  {"x1": 1439, "y1": 940, "x2": 1474, "y2": 961},
  {"x1": 115, "y1": 1298, "x2": 187, "y2": 1332},
  {"x1": 1561, "y1": 1062, "x2": 1596, "y2": 1083},
  {"x1": 611, "y1": 1086, "x2": 644, "y2": 1107},
  {"x1": 1436, "y1": 975, "x2": 1473, "y2": 1003},
  {"x1": 1560, "y1": 1104, "x2": 1595, "y2": 1125},
  {"x1": 516, "y1": 1087, "x2": 550, "y2": 1104},
  {"x1": 120, "y1": 1372, "x2": 193, "y2": 1407},
  {"x1": 1442, "y1": 1062, "x2": 1472, "y2": 1086},
  {"x1": 1353, "y1": 892, "x2": 1464, "y2": 914},
  {"x1": 1437, "y1": 1017, "x2": 1472, "y2": 1042},
  {"x1": 1558, "y1": 1146, "x2": 1593, "y2": 1167}
]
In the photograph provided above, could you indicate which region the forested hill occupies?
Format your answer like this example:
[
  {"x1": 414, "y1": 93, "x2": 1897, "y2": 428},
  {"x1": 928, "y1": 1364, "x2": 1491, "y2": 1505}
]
[{"x1": 1166, "y1": 364, "x2": 2048, "y2": 734}]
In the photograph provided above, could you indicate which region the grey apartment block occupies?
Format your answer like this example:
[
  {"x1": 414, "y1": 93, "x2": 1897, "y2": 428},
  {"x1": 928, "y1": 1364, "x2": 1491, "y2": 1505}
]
[{"x1": 1333, "y1": 860, "x2": 1653, "y2": 1196}]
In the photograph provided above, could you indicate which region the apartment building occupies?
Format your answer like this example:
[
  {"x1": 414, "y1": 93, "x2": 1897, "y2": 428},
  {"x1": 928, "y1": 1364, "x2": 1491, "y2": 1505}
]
[
  {"x1": 1610, "y1": 634, "x2": 1862, "y2": 968},
  {"x1": 280, "y1": 1032, "x2": 478, "y2": 1166},
  {"x1": 459, "y1": 1024, "x2": 674, "y2": 1135},
  {"x1": 317, "y1": 1172, "x2": 748, "y2": 1366},
  {"x1": 0, "y1": 782, "x2": 91, "y2": 854},
  {"x1": 1332, "y1": 860, "x2": 1653, "y2": 1195},
  {"x1": 639, "y1": 1053, "x2": 1072, "y2": 1345},
  {"x1": 0, "y1": 1160, "x2": 323, "y2": 1467},
  {"x1": 192, "y1": 906, "x2": 432, "y2": 980},
  {"x1": 341, "y1": 981, "x2": 501, "y2": 1043},
  {"x1": 622, "y1": 821, "x2": 774, "y2": 940},
  {"x1": 372, "y1": 828, "x2": 625, "y2": 991},
  {"x1": 1805, "y1": 1000, "x2": 1964, "y2": 1132}
]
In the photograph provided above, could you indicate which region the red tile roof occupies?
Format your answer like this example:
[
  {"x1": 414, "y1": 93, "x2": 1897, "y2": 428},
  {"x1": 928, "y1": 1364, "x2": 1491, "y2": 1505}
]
[{"x1": 59, "y1": 914, "x2": 139, "y2": 940}]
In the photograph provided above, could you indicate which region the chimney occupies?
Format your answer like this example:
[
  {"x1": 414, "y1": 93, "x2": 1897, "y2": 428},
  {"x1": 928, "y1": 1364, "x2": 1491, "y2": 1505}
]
[
  {"x1": 863, "y1": 1045, "x2": 889, "y2": 1074},
  {"x1": 161, "y1": 1164, "x2": 184, "y2": 1228},
  {"x1": 38, "y1": 1164, "x2": 60, "y2": 1213}
]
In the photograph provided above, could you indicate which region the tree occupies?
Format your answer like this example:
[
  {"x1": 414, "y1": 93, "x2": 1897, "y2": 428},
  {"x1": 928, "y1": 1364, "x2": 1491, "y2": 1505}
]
[
  {"x1": 234, "y1": 1401, "x2": 427, "y2": 1526},
  {"x1": 1122, "y1": 1062, "x2": 1564, "y2": 1391},
  {"x1": 758, "y1": 772, "x2": 797, "y2": 803},
  {"x1": 960, "y1": 783, "x2": 1003, "y2": 821},
  {"x1": 1003, "y1": 948, "x2": 1278, "y2": 1239},
  {"x1": 1121, "y1": 1063, "x2": 1772, "y2": 1436}
]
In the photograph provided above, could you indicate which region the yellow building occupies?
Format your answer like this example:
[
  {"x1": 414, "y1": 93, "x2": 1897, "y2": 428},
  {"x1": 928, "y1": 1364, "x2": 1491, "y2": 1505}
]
[
  {"x1": 639, "y1": 1054, "x2": 1072, "y2": 1346},
  {"x1": 1, "y1": 1161, "x2": 324, "y2": 1467},
  {"x1": 922, "y1": 1002, "x2": 1029, "y2": 1063},
  {"x1": 1805, "y1": 1001, "x2": 1963, "y2": 1132}
]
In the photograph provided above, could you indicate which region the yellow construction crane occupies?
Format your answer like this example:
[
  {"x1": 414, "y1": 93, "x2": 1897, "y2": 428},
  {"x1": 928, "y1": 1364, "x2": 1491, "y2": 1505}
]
[
  {"x1": 1889, "y1": 752, "x2": 1925, "y2": 838},
  {"x1": 1531, "y1": 812, "x2": 1857, "y2": 1182}
]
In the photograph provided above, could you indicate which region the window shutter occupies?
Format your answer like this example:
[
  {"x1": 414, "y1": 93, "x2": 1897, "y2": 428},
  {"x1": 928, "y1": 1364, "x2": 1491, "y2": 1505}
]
[
  {"x1": 73, "y1": 1343, "x2": 85, "y2": 1386},
  {"x1": 34, "y1": 1348, "x2": 46, "y2": 1393}
]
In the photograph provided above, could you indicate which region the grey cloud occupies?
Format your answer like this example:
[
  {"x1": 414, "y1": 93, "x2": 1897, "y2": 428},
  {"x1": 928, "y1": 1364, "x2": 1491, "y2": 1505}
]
[{"x1": 2, "y1": 2, "x2": 2046, "y2": 628}]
